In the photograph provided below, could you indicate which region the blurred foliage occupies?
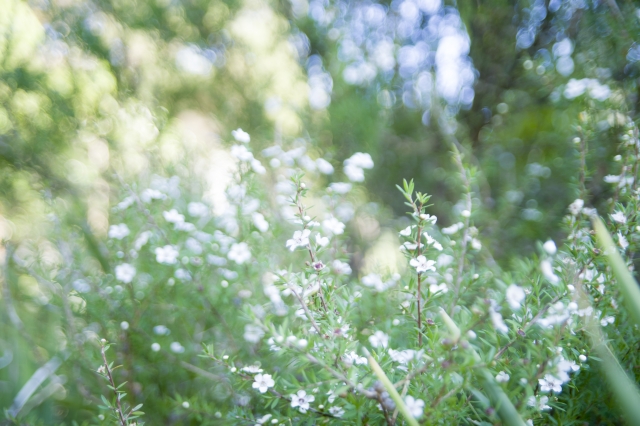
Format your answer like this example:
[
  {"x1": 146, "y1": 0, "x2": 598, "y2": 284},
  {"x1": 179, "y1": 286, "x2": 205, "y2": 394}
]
[{"x1": 2, "y1": 0, "x2": 640, "y2": 424}]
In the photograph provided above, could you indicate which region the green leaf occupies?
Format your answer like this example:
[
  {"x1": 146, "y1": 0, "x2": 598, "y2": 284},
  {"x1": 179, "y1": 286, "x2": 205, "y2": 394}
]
[{"x1": 592, "y1": 216, "x2": 640, "y2": 327}]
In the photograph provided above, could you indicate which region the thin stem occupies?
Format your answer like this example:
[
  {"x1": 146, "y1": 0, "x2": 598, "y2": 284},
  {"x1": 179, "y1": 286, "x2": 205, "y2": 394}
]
[
  {"x1": 416, "y1": 220, "x2": 423, "y2": 346},
  {"x1": 450, "y1": 148, "x2": 472, "y2": 315},
  {"x1": 288, "y1": 284, "x2": 323, "y2": 336},
  {"x1": 100, "y1": 343, "x2": 127, "y2": 426}
]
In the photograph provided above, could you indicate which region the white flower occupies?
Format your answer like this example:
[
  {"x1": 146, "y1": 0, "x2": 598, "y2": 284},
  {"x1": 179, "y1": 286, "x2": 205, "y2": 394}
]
[
  {"x1": 115, "y1": 263, "x2": 136, "y2": 283},
  {"x1": 612, "y1": 211, "x2": 627, "y2": 224},
  {"x1": 600, "y1": 315, "x2": 615, "y2": 326},
  {"x1": 187, "y1": 202, "x2": 208, "y2": 217},
  {"x1": 496, "y1": 371, "x2": 510, "y2": 383},
  {"x1": 242, "y1": 365, "x2": 263, "y2": 374},
  {"x1": 332, "y1": 259, "x2": 352, "y2": 275},
  {"x1": 243, "y1": 325, "x2": 265, "y2": 343},
  {"x1": 327, "y1": 389, "x2": 338, "y2": 403},
  {"x1": 120, "y1": 321, "x2": 129, "y2": 330},
  {"x1": 252, "y1": 213, "x2": 269, "y2": 232},
  {"x1": 254, "y1": 414, "x2": 272, "y2": 425},
  {"x1": 141, "y1": 188, "x2": 165, "y2": 203},
  {"x1": 316, "y1": 158, "x2": 334, "y2": 174},
  {"x1": 541, "y1": 259, "x2": 560, "y2": 284},
  {"x1": 328, "y1": 182, "x2": 352, "y2": 194},
  {"x1": 175, "y1": 268, "x2": 192, "y2": 281},
  {"x1": 322, "y1": 217, "x2": 345, "y2": 235},
  {"x1": 232, "y1": 128, "x2": 251, "y2": 143},
  {"x1": 151, "y1": 343, "x2": 161, "y2": 352},
  {"x1": 543, "y1": 240, "x2": 557, "y2": 255},
  {"x1": 489, "y1": 302, "x2": 509, "y2": 334},
  {"x1": 329, "y1": 406, "x2": 345, "y2": 417},
  {"x1": 155, "y1": 245, "x2": 179, "y2": 264},
  {"x1": 343, "y1": 351, "x2": 368, "y2": 366},
  {"x1": 369, "y1": 330, "x2": 389, "y2": 348},
  {"x1": 409, "y1": 255, "x2": 436, "y2": 273},
  {"x1": 527, "y1": 395, "x2": 551, "y2": 411},
  {"x1": 345, "y1": 152, "x2": 374, "y2": 169},
  {"x1": 315, "y1": 233, "x2": 330, "y2": 247},
  {"x1": 153, "y1": 325, "x2": 170, "y2": 335},
  {"x1": 108, "y1": 223, "x2": 130, "y2": 240},
  {"x1": 344, "y1": 164, "x2": 365, "y2": 182},
  {"x1": 424, "y1": 233, "x2": 443, "y2": 251},
  {"x1": 170, "y1": 342, "x2": 185, "y2": 353},
  {"x1": 231, "y1": 145, "x2": 254, "y2": 162},
  {"x1": 228, "y1": 242, "x2": 251, "y2": 264},
  {"x1": 134, "y1": 231, "x2": 152, "y2": 251},
  {"x1": 506, "y1": 284, "x2": 525, "y2": 310},
  {"x1": 618, "y1": 232, "x2": 629, "y2": 249},
  {"x1": 389, "y1": 349, "x2": 416, "y2": 364},
  {"x1": 404, "y1": 396, "x2": 424, "y2": 418},
  {"x1": 251, "y1": 158, "x2": 266, "y2": 174},
  {"x1": 399, "y1": 226, "x2": 412, "y2": 236},
  {"x1": 429, "y1": 283, "x2": 448, "y2": 294},
  {"x1": 442, "y1": 222, "x2": 464, "y2": 234},
  {"x1": 185, "y1": 237, "x2": 203, "y2": 255},
  {"x1": 579, "y1": 354, "x2": 587, "y2": 362},
  {"x1": 568, "y1": 199, "x2": 584, "y2": 216},
  {"x1": 539, "y1": 374, "x2": 563, "y2": 393},
  {"x1": 163, "y1": 209, "x2": 185, "y2": 224},
  {"x1": 604, "y1": 174, "x2": 621, "y2": 183},
  {"x1": 252, "y1": 374, "x2": 274, "y2": 393},
  {"x1": 290, "y1": 390, "x2": 315, "y2": 413},
  {"x1": 286, "y1": 229, "x2": 311, "y2": 251}
]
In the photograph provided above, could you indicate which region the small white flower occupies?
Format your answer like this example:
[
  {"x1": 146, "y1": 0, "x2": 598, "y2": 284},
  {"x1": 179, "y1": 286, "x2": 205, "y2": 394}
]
[
  {"x1": 543, "y1": 240, "x2": 557, "y2": 255},
  {"x1": 228, "y1": 242, "x2": 251, "y2": 264},
  {"x1": 115, "y1": 263, "x2": 136, "y2": 283},
  {"x1": 322, "y1": 217, "x2": 345, "y2": 235},
  {"x1": 163, "y1": 209, "x2": 185, "y2": 224},
  {"x1": 155, "y1": 245, "x2": 179, "y2": 264},
  {"x1": 618, "y1": 232, "x2": 629, "y2": 250},
  {"x1": 290, "y1": 390, "x2": 315, "y2": 413},
  {"x1": 244, "y1": 324, "x2": 265, "y2": 343},
  {"x1": 404, "y1": 395, "x2": 424, "y2": 418},
  {"x1": 108, "y1": 223, "x2": 130, "y2": 240},
  {"x1": 286, "y1": 229, "x2": 311, "y2": 251},
  {"x1": 241, "y1": 365, "x2": 263, "y2": 374},
  {"x1": 328, "y1": 182, "x2": 352, "y2": 194},
  {"x1": 154, "y1": 325, "x2": 170, "y2": 335},
  {"x1": 539, "y1": 374, "x2": 563, "y2": 393},
  {"x1": 489, "y1": 302, "x2": 509, "y2": 334},
  {"x1": 175, "y1": 268, "x2": 192, "y2": 281},
  {"x1": 611, "y1": 211, "x2": 626, "y2": 224},
  {"x1": 409, "y1": 255, "x2": 436, "y2": 273},
  {"x1": 343, "y1": 351, "x2": 368, "y2": 365},
  {"x1": 252, "y1": 373, "x2": 274, "y2": 393},
  {"x1": 170, "y1": 342, "x2": 185, "y2": 353},
  {"x1": 182, "y1": 401, "x2": 190, "y2": 409},
  {"x1": 254, "y1": 414, "x2": 272, "y2": 425},
  {"x1": 496, "y1": 371, "x2": 510, "y2": 383},
  {"x1": 328, "y1": 406, "x2": 345, "y2": 417},
  {"x1": 120, "y1": 321, "x2": 129, "y2": 330},
  {"x1": 316, "y1": 158, "x2": 334, "y2": 174},
  {"x1": 252, "y1": 212, "x2": 269, "y2": 232},
  {"x1": 368, "y1": 330, "x2": 389, "y2": 348},
  {"x1": 140, "y1": 188, "x2": 165, "y2": 203},
  {"x1": 151, "y1": 343, "x2": 161, "y2": 352},
  {"x1": 579, "y1": 354, "x2": 587, "y2": 362},
  {"x1": 185, "y1": 237, "x2": 203, "y2": 255},
  {"x1": 332, "y1": 260, "x2": 352, "y2": 275},
  {"x1": 344, "y1": 164, "x2": 365, "y2": 182},
  {"x1": 134, "y1": 231, "x2": 152, "y2": 251},
  {"x1": 506, "y1": 284, "x2": 525, "y2": 310},
  {"x1": 251, "y1": 159, "x2": 266, "y2": 174},
  {"x1": 389, "y1": 349, "x2": 417, "y2": 364},
  {"x1": 231, "y1": 145, "x2": 254, "y2": 162},
  {"x1": 399, "y1": 226, "x2": 412, "y2": 236},
  {"x1": 600, "y1": 315, "x2": 615, "y2": 326},
  {"x1": 568, "y1": 199, "x2": 584, "y2": 216},
  {"x1": 315, "y1": 233, "x2": 330, "y2": 247},
  {"x1": 541, "y1": 259, "x2": 559, "y2": 284},
  {"x1": 187, "y1": 202, "x2": 208, "y2": 217},
  {"x1": 345, "y1": 152, "x2": 374, "y2": 169},
  {"x1": 232, "y1": 128, "x2": 251, "y2": 143},
  {"x1": 527, "y1": 395, "x2": 551, "y2": 411}
]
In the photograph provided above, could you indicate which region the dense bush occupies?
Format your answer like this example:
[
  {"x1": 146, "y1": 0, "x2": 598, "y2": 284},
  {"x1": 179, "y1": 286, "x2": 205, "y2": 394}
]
[{"x1": 3, "y1": 0, "x2": 640, "y2": 425}]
